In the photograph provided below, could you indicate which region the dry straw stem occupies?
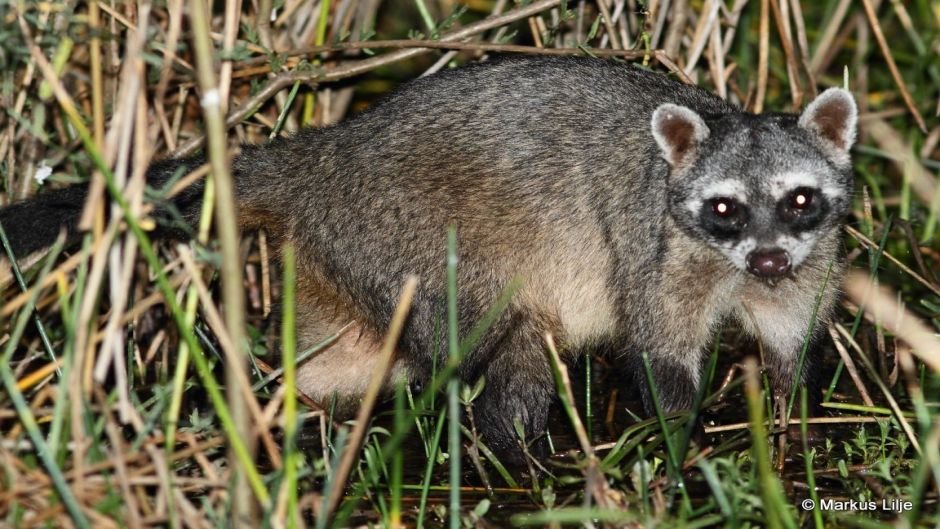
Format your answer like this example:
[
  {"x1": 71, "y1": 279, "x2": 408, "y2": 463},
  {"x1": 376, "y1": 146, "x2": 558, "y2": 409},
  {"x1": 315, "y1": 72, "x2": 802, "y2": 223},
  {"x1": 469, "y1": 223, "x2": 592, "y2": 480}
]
[
  {"x1": 683, "y1": 0, "x2": 720, "y2": 76},
  {"x1": 324, "y1": 276, "x2": 419, "y2": 519},
  {"x1": 810, "y1": 0, "x2": 851, "y2": 74},
  {"x1": 786, "y1": 0, "x2": 816, "y2": 98},
  {"x1": 153, "y1": 0, "x2": 185, "y2": 150},
  {"x1": 544, "y1": 334, "x2": 617, "y2": 511},
  {"x1": 859, "y1": 0, "x2": 927, "y2": 133},
  {"x1": 544, "y1": 334, "x2": 593, "y2": 457},
  {"x1": 768, "y1": 0, "x2": 802, "y2": 106},
  {"x1": 176, "y1": 0, "x2": 570, "y2": 156},
  {"x1": 176, "y1": 245, "x2": 283, "y2": 469},
  {"x1": 93, "y1": 6, "x2": 156, "y2": 424},
  {"x1": 844, "y1": 272, "x2": 940, "y2": 374},
  {"x1": 827, "y1": 324, "x2": 875, "y2": 407},
  {"x1": 863, "y1": 118, "x2": 940, "y2": 211},
  {"x1": 754, "y1": 0, "x2": 770, "y2": 113},
  {"x1": 844, "y1": 225, "x2": 940, "y2": 298},
  {"x1": 701, "y1": 415, "x2": 885, "y2": 435},
  {"x1": 833, "y1": 322, "x2": 922, "y2": 454}
]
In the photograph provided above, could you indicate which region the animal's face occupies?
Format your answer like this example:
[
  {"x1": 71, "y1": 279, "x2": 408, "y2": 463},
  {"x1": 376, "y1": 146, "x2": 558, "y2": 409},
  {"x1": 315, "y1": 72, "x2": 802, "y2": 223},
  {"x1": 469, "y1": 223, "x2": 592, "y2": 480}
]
[{"x1": 652, "y1": 89, "x2": 857, "y2": 279}]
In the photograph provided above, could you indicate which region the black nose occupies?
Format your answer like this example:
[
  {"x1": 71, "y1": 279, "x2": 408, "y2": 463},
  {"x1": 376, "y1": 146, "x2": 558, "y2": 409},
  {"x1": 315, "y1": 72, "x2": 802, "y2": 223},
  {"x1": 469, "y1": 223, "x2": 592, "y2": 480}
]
[{"x1": 746, "y1": 248, "x2": 792, "y2": 278}]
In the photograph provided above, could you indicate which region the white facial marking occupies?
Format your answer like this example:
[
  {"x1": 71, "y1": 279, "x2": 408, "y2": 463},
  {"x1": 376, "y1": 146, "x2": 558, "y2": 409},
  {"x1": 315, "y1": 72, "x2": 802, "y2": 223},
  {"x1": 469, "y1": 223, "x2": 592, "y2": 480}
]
[
  {"x1": 687, "y1": 180, "x2": 748, "y2": 214},
  {"x1": 703, "y1": 180, "x2": 748, "y2": 201},
  {"x1": 769, "y1": 171, "x2": 844, "y2": 200},
  {"x1": 775, "y1": 234, "x2": 814, "y2": 268},
  {"x1": 721, "y1": 237, "x2": 756, "y2": 271}
]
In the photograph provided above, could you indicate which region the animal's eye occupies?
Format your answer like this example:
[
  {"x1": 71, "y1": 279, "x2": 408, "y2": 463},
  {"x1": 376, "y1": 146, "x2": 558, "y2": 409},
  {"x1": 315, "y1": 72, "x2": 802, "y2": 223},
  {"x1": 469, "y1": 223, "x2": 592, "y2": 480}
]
[
  {"x1": 711, "y1": 197, "x2": 737, "y2": 218},
  {"x1": 789, "y1": 187, "x2": 815, "y2": 210}
]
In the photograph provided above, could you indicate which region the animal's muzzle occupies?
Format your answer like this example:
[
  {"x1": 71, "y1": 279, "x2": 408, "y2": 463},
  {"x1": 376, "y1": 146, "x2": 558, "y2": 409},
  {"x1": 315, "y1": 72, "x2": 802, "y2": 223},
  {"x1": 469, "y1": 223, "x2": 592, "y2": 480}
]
[{"x1": 746, "y1": 248, "x2": 792, "y2": 278}]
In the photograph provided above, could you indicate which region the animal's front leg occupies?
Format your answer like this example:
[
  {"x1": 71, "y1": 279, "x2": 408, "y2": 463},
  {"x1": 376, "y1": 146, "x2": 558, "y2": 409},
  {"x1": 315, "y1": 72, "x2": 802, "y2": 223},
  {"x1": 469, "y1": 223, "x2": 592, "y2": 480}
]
[
  {"x1": 470, "y1": 318, "x2": 556, "y2": 463},
  {"x1": 628, "y1": 289, "x2": 719, "y2": 416},
  {"x1": 633, "y1": 346, "x2": 704, "y2": 416}
]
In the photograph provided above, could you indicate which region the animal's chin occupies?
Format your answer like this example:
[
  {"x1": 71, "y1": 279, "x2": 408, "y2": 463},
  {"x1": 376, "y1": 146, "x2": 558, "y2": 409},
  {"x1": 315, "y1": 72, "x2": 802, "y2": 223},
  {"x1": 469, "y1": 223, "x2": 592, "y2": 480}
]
[{"x1": 742, "y1": 270, "x2": 797, "y2": 288}]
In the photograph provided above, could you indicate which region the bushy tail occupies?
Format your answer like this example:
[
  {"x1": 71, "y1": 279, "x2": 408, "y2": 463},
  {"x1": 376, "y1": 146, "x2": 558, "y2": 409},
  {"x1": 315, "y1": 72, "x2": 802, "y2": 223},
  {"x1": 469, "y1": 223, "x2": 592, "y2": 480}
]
[{"x1": 0, "y1": 155, "x2": 209, "y2": 261}]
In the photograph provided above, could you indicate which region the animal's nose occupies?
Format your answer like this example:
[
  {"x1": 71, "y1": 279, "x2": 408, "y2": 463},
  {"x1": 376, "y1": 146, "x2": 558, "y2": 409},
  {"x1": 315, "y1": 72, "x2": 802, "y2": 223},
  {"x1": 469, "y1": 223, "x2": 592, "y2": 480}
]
[{"x1": 746, "y1": 248, "x2": 792, "y2": 278}]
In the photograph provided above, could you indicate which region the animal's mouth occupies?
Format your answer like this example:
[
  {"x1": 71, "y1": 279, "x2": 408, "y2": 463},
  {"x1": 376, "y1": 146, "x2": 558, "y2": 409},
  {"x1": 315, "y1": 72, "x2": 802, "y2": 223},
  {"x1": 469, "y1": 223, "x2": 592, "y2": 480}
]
[
  {"x1": 758, "y1": 276, "x2": 783, "y2": 288},
  {"x1": 750, "y1": 268, "x2": 798, "y2": 288}
]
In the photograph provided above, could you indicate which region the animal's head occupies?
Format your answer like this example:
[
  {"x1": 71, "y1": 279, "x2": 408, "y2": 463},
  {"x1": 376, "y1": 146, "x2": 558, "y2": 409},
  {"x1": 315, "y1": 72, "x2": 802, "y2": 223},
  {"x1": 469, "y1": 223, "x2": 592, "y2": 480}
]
[{"x1": 652, "y1": 88, "x2": 857, "y2": 280}]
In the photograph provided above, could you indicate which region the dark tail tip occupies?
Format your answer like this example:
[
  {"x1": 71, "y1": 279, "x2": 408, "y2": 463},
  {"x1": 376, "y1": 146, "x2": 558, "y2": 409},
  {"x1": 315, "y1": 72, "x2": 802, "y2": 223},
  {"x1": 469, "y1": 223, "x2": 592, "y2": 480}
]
[{"x1": 0, "y1": 186, "x2": 88, "y2": 260}]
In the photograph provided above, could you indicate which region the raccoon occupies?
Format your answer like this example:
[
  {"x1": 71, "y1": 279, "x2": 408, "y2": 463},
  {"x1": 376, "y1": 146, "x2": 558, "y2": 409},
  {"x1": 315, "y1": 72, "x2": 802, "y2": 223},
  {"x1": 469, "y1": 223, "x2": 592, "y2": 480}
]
[{"x1": 0, "y1": 56, "x2": 856, "y2": 458}]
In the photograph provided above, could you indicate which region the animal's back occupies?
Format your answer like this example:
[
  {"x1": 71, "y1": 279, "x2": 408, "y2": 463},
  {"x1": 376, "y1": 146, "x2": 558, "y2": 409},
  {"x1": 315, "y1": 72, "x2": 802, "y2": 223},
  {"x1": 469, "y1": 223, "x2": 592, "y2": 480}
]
[{"x1": 248, "y1": 57, "x2": 736, "y2": 350}]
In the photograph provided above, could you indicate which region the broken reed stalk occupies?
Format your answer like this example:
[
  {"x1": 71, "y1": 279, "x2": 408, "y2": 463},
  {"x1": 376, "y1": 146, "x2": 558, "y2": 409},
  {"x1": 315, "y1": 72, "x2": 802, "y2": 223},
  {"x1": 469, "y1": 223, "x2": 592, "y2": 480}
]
[
  {"x1": 187, "y1": 0, "x2": 254, "y2": 522},
  {"x1": 545, "y1": 334, "x2": 619, "y2": 511},
  {"x1": 827, "y1": 324, "x2": 875, "y2": 407},
  {"x1": 544, "y1": 335, "x2": 593, "y2": 457}
]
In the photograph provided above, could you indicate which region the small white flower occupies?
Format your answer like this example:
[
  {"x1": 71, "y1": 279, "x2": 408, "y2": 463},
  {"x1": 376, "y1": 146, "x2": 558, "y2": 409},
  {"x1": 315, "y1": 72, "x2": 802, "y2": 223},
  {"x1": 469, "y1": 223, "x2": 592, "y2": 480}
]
[
  {"x1": 271, "y1": 7, "x2": 277, "y2": 21},
  {"x1": 34, "y1": 160, "x2": 52, "y2": 185}
]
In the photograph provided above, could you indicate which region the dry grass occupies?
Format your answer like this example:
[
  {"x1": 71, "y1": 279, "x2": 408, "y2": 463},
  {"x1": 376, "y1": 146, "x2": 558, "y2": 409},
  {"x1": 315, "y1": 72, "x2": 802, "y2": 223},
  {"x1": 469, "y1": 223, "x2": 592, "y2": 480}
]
[{"x1": 0, "y1": 0, "x2": 938, "y2": 527}]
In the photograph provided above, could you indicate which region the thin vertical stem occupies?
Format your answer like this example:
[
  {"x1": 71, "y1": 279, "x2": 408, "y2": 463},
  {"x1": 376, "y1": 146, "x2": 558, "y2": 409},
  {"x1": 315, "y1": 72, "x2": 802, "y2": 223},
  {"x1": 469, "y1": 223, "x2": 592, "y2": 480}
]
[
  {"x1": 447, "y1": 227, "x2": 461, "y2": 529},
  {"x1": 187, "y1": 0, "x2": 253, "y2": 522},
  {"x1": 282, "y1": 245, "x2": 299, "y2": 529},
  {"x1": 744, "y1": 357, "x2": 792, "y2": 529},
  {"x1": 754, "y1": 0, "x2": 770, "y2": 113}
]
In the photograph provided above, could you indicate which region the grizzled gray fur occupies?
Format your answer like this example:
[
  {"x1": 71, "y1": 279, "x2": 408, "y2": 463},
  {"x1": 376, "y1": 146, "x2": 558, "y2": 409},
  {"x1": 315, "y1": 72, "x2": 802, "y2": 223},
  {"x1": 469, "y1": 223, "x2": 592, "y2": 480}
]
[{"x1": 0, "y1": 56, "x2": 857, "y2": 459}]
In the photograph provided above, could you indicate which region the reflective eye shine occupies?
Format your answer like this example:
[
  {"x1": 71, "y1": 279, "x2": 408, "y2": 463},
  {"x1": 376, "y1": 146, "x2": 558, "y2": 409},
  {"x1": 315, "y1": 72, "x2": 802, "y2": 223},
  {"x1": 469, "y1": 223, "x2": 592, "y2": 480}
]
[
  {"x1": 712, "y1": 197, "x2": 736, "y2": 218},
  {"x1": 789, "y1": 187, "x2": 814, "y2": 210}
]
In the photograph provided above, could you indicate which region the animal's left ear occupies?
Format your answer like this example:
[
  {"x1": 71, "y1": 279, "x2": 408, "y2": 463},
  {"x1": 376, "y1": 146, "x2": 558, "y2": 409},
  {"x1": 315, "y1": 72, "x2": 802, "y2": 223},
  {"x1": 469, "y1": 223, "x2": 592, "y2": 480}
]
[{"x1": 798, "y1": 87, "x2": 858, "y2": 166}]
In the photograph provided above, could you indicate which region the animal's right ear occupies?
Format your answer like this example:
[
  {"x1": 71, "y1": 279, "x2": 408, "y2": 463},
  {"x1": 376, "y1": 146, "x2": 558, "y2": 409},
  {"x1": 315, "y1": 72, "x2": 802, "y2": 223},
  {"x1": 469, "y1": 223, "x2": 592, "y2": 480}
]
[{"x1": 651, "y1": 104, "x2": 709, "y2": 169}]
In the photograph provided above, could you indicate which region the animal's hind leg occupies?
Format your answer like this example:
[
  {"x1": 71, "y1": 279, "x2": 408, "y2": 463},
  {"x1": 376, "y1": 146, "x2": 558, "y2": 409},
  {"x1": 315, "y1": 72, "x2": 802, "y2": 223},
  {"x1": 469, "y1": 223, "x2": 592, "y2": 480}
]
[
  {"x1": 470, "y1": 316, "x2": 556, "y2": 462},
  {"x1": 292, "y1": 282, "x2": 405, "y2": 416}
]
